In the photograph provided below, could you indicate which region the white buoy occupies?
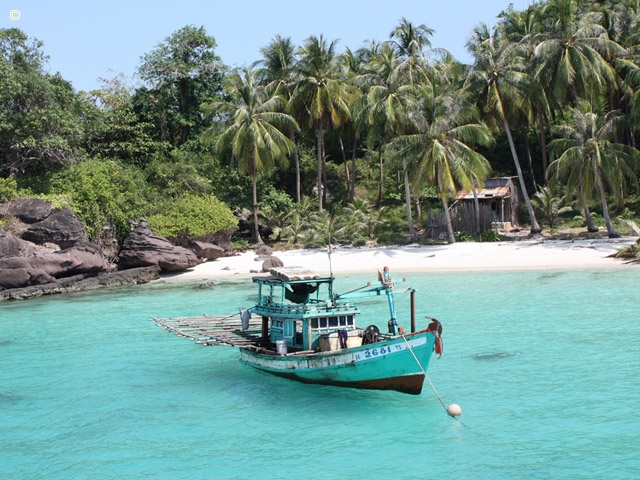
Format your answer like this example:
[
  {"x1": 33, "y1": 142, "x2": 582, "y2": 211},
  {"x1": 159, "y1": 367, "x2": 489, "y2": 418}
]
[{"x1": 447, "y1": 403, "x2": 462, "y2": 417}]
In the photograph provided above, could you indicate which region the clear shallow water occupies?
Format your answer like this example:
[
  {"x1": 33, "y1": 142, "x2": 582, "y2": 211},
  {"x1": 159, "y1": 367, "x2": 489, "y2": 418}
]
[{"x1": 1, "y1": 268, "x2": 639, "y2": 479}]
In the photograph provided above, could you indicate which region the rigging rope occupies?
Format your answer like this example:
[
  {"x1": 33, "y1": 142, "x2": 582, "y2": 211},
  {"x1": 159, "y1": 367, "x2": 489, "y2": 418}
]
[{"x1": 401, "y1": 333, "x2": 463, "y2": 423}]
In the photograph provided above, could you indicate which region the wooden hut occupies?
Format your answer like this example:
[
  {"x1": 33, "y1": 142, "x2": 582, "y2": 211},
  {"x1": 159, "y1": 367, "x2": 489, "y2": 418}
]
[{"x1": 426, "y1": 177, "x2": 520, "y2": 237}]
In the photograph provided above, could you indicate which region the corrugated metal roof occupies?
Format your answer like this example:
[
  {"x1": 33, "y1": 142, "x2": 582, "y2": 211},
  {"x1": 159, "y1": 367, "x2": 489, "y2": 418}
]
[{"x1": 458, "y1": 185, "x2": 511, "y2": 199}]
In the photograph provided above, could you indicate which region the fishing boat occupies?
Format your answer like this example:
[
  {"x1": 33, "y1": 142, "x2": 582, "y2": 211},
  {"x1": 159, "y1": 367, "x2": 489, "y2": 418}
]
[{"x1": 152, "y1": 266, "x2": 443, "y2": 395}]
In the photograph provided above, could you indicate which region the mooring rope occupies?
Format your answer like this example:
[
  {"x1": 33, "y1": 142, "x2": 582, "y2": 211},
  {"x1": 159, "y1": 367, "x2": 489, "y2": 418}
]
[{"x1": 401, "y1": 333, "x2": 459, "y2": 420}]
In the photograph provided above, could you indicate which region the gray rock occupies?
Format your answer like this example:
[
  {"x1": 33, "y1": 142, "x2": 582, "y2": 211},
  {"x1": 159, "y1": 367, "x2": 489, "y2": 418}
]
[
  {"x1": 21, "y1": 208, "x2": 88, "y2": 248},
  {"x1": 261, "y1": 255, "x2": 284, "y2": 272},
  {"x1": 0, "y1": 231, "x2": 38, "y2": 257},
  {"x1": 0, "y1": 242, "x2": 108, "y2": 289},
  {"x1": 118, "y1": 220, "x2": 199, "y2": 272},
  {"x1": 188, "y1": 240, "x2": 224, "y2": 260},
  {"x1": 1, "y1": 197, "x2": 52, "y2": 223}
]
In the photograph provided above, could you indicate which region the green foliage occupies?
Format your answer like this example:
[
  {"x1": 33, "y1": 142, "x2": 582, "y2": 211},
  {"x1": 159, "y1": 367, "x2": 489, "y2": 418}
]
[
  {"x1": 137, "y1": 25, "x2": 225, "y2": 147},
  {"x1": 145, "y1": 149, "x2": 211, "y2": 197},
  {"x1": 455, "y1": 232, "x2": 474, "y2": 242},
  {"x1": 49, "y1": 159, "x2": 149, "y2": 242},
  {"x1": 147, "y1": 193, "x2": 237, "y2": 241},
  {"x1": 481, "y1": 229, "x2": 501, "y2": 242},
  {"x1": 0, "y1": 175, "x2": 18, "y2": 202},
  {"x1": 82, "y1": 75, "x2": 169, "y2": 166},
  {"x1": 1, "y1": 29, "x2": 86, "y2": 176},
  {"x1": 532, "y1": 186, "x2": 573, "y2": 230}
]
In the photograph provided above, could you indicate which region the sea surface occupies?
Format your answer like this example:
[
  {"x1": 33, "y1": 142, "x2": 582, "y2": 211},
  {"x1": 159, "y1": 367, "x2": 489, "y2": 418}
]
[{"x1": 1, "y1": 268, "x2": 639, "y2": 479}]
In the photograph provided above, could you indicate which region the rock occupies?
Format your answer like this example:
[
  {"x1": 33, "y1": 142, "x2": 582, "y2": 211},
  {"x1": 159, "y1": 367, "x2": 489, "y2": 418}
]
[
  {"x1": 0, "y1": 242, "x2": 108, "y2": 289},
  {"x1": 0, "y1": 266, "x2": 161, "y2": 302},
  {"x1": 21, "y1": 208, "x2": 89, "y2": 248},
  {"x1": 1, "y1": 197, "x2": 52, "y2": 223},
  {"x1": 256, "y1": 244, "x2": 273, "y2": 257},
  {"x1": 118, "y1": 220, "x2": 199, "y2": 272},
  {"x1": 261, "y1": 255, "x2": 284, "y2": 272},
  {"x1": 0, "y1": 231, "x2": 38, "y2": 257},
  {"x1": 188, "y1": 240, "x2": 224, "y2": 261}
]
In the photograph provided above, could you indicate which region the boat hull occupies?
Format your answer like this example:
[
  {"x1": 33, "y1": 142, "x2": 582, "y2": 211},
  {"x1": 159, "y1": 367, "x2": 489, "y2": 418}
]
[{"x1": 239, "y1": 329, "x2": 437, "y2": 395}]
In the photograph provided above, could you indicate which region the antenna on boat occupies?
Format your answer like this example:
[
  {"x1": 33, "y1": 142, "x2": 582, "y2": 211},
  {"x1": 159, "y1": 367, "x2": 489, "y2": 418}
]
[{"x1": 327, "y1": 235, "x2": 333, "y2": 279}]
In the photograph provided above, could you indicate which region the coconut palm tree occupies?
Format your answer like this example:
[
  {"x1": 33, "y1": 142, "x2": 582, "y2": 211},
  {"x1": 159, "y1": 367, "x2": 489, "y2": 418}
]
[
  {"x1": 534, "y1": 0, "x2": 626, "y2": 107},
  {"x1": 356, "y1": 43, "x2": 422, "y2": 240},
  {"x1": 209, "y1": 67, "x2": 298, "y2": 244},
  {"x1": 548, "y1": 102, "x2": 640, "y2": 238},
  {"x1": 466, "y1": 23, "x2": 542, "y2": 234},
  {"x1": 256, "y1": 36, "x2": 303, "y2": 202},
  {"x1": 293, "y1": 35, "x2": 355, "y2": 211},
  {"x1": 393, "y1": 83, "x2": 493, "y2": 244}
]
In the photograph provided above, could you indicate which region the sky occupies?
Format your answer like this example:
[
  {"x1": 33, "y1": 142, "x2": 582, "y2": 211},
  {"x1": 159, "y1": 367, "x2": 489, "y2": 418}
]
[{"x1": 3, "y1": 0, "x2": 533, "y2": 93}]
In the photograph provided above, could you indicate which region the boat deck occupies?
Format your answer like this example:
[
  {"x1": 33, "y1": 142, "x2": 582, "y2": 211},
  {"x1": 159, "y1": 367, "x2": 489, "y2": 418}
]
[{"x1": 150, "y1": 314, "x2": 264, "y2": 348}]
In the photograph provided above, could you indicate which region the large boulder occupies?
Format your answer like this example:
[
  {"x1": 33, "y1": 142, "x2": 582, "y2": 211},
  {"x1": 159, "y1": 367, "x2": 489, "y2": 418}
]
[
  {"x1": 188, "y1": 240, "x2": 224, "y2": 261},
  {"x1": 118, "y1": 220, "x2": 199, "y2": 272},
  {"x1": 0, "y1": 242, "x2": 108, "y2": 289},
  {"x1": 21, "y1": 208, "x2": 89, "y2": 248},
  {"x1": 0, "y1": 230, "x2": 38, "y2": 257},
  {"x1": 0, "y1": 197, "x2": 52, "y2": 223}
]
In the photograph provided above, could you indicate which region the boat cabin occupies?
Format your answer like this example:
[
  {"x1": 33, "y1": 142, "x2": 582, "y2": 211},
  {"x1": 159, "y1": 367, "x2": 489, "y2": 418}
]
[{"x1": 251, "y1": 267, "x2": 362, "y2": 353}]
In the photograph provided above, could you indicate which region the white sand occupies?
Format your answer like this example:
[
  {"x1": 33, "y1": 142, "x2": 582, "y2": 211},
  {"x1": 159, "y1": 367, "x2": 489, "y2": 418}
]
[{"x1": 164, "y1": 237, "x2": 638, "y2": 281}]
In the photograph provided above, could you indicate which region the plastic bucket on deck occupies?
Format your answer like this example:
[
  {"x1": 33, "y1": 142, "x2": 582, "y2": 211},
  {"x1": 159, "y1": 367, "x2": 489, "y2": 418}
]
[{"x1": 275, "y1": 340, "x2": 288, "y2": 354}]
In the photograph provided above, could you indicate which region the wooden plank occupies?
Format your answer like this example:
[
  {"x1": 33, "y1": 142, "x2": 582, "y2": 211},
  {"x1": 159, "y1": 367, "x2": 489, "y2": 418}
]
[{"x1": 150, "y1": 315, "x2": 264, "y2": 348}]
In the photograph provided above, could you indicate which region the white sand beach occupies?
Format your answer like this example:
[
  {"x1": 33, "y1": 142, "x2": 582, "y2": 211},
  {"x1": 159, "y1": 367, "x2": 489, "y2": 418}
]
[{"x1": 166, "y1": 237, "x2": 639, "y2": 280}]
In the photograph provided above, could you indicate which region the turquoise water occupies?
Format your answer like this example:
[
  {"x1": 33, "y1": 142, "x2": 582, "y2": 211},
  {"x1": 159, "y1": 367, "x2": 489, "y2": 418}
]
[{"x1": 1, "y1": 268, "x2": 639, "y2": 479}]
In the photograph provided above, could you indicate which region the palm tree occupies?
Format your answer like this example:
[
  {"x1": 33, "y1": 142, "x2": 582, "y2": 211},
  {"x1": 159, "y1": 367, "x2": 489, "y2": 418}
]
[
  {"x1": 209, "y1": 67, "x2": 298, "y2": 244},
  {"x1": 548, "y1": 103, "x2": 640, "y2": 238},
  {"x1": 393, "y1": 83, "x2": 493, "y2": 244},
  {"x1": 293, "y1": 35, "x2": 355, "y2": 211},
  {"x1": 257, "y1": 36, "x2": 303, "y2": 202},
  {"x1": 534, "y1": 0, "x2": 625, "y2": 106},
  {"x1": 466, "y1": 23, "x2": 542, "y2": 234},
  {"x1": 356, "y1": 43, "x2": 422, "y2": 240}
]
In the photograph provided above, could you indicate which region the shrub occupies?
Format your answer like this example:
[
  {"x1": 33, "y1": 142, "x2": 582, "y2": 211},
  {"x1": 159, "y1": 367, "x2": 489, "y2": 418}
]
[
  {"x1": 147, "y1": 193, "x2": 237, "y2": 241},
  {"x1": 455, "y1": 232, "x2": 474, "y2": 242},
  {"x1": 481, "y1": 229, "x2": 501, "y2": 242},
  {"x1": 0, "y1": 175, "x2": 18, "y2": 202}
]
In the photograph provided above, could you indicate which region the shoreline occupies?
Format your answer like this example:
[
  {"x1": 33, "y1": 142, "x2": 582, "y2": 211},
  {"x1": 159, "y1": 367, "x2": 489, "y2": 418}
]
[{"x1": 160, "y1": 237, "x2": 639, "y2": 281}]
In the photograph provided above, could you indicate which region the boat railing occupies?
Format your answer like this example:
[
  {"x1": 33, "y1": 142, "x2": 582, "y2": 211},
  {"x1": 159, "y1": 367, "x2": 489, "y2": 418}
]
[{"x1": 253, "y1": 300, "x2": 356, "y2": 316}]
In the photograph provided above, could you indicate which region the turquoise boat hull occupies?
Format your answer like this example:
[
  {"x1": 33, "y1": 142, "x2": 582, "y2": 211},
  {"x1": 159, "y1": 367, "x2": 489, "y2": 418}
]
[{"x1": 239, "y1": 328, "x2": 437, "y2": 395}]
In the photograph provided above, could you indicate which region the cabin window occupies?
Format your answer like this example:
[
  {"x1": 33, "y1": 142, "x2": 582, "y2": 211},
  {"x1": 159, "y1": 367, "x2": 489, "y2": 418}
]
[{"x1": 328, "y1": 317, "x2": 339, "y2": 327}]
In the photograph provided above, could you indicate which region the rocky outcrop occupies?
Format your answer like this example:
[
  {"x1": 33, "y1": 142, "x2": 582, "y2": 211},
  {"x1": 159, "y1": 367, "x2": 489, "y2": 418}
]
[
  {"x1": 21, "y1": 208, "x2": 89, "y2": 248},
  {"x1": 0, "y1": 196, "x2": 52, "y2": 223},
  {"x1": 0, "y1": 234, "x2": 108, "y2": 289},
  {"x1": 1, "y1": 197, "x2": 232, "y2": 295},
  {"x1": 118, "y1": 220, "x2": 199, "y2": 271},
  {"x1": 0, "y1": 199, "x2": 110, "y2": 290},
  {"x1": 188, "y1": 240, "x2": 224, "y2": 261},
  {"x1": 0, "y1": 266, "x2": 161, "y2": 302}
]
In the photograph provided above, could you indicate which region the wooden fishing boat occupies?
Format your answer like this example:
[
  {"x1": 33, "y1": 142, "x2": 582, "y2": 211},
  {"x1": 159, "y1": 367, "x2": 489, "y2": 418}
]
[{"x1": 152, "y1": 266, "x2": 443, "y2": 395}]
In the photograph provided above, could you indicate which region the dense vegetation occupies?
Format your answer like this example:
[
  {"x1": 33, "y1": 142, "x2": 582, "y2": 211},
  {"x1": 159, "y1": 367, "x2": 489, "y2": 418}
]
[{"x1": 2, "y1": 0, "x2": 640, "y2": 250}]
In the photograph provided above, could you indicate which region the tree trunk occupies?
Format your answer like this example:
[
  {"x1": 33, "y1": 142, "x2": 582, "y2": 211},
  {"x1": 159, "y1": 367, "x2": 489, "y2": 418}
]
[
  {"x1": 472, "y1": 182, "x2": 481, "y2": 236},
  {"x1": 596, "y1": 169, "x2": 620, "y2": 238},
  {"x1": 578, "y1": 178, "x2": 598, "y2": 232},
  {"x1": 502, "y1": 116, "x2": 542, "y2": 234},
  {"x1": 524, "y1": 132, "x2": 538, "y2": 192},
  {"x1": 317, "y1": 127, "x2": 324, "y2": 211},
  {"x1": 441, "y1": 196, "x2": 455, "y2": 244},
  {"x1": 290, "y1": 131, "x2": 301, "y2": 203},
  {"x1": 537, "y1": 109, "x2": 549, "y2": 185},
  {"x1": 377, "y1": 145, "x2": 384, "y2": 206},
  {"x1": 350, "y1": 137, "x2": 357, "y2": 202},
  {"x1": 403, "y1": 157, "x2": 419, "y2": 242},
  {"x1": 339, "y1": 136, "x2": 350, "y2": 198},
  {"x1": 251, "y1": 162, "x2": 263, "y2": 245}
]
